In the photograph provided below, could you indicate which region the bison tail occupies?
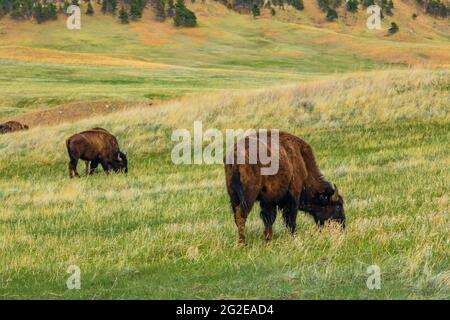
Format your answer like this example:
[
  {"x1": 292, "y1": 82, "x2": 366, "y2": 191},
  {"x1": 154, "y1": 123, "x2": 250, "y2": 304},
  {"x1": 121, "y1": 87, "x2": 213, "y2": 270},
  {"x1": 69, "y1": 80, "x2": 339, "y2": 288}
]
[
  {"x1": 231, "y1": 166, "x2": 248, "y2": 213},
  {"x1": 66, "y1": 138, "x2": 76, "y2": 162}
]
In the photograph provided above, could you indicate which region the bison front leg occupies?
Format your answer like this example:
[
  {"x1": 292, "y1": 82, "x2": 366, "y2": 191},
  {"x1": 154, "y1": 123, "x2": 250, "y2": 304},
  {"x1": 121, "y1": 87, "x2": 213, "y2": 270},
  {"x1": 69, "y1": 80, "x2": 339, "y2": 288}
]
[
  {"x1": 84, "y1": 161, "x2": 90, "y2": 176},
  {"x1": 281, "y1": 194, "x2": 298, "y2": 235},
  {"x1": 100, "y1": 159, "x2": 113, "y2": 174},
  {"x1": 88, "y1": 160, "x2": 99, "y2": 175},
  {"x1": 260, "y1": 201, "x2": 277, "y2": 241}
]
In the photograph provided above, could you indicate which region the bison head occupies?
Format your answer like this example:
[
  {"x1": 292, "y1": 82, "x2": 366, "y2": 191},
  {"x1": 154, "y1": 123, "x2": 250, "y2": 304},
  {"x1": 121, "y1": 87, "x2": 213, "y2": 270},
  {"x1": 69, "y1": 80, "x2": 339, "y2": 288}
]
[
  {"x1": 111, "y1": 150, "x2": 128, "y2": 173},
  {"x1": 300, "y1": 184, "x2": 345, "y2": 228}
]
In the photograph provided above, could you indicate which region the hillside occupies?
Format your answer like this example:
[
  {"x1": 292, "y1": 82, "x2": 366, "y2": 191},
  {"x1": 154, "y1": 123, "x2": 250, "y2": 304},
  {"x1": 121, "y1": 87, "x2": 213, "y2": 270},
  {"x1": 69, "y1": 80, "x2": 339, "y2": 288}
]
[{"x1": 0, "y1": 1, "x2": 449, "y2": 121}]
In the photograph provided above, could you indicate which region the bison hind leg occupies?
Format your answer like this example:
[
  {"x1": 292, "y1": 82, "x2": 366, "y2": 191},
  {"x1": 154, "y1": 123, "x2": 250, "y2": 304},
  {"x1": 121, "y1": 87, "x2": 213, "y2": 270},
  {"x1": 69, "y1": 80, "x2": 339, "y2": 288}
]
[
  {"x1": 260, "y1": 201, "x2": 277, "y2": 241},
  {"x1": 68, "y1": 155, "x2": 79, "y2": 178}
]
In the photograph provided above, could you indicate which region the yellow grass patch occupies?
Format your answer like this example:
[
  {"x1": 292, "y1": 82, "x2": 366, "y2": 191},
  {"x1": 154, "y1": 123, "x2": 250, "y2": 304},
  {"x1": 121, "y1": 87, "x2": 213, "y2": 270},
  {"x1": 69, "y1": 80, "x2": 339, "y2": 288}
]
[{"x1": 0, "y1": 46, "x2": 177, "y2": 69}]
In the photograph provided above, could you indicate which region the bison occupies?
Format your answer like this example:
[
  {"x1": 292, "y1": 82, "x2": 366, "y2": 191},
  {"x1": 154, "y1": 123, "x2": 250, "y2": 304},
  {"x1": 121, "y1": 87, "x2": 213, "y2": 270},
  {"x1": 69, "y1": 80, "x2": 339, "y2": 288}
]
[
  {"x1": 224, "y1": 130, "x2": 344, "y2": 244},
  {"x1": 0, "y1": 121, "x2": 29, "y2": 134},
  {"x1": 66, "y1": 128, "x2": 128, "y2": 178}
]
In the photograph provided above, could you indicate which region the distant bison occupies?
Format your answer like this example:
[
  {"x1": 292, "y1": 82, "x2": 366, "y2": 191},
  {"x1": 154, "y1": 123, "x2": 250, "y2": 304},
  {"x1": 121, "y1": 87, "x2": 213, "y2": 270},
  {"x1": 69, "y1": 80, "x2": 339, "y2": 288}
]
[
  {"x1": 0, "y1": 121, "x2": 29, "y2": 134},
  {"x1": 66, "y1": 128, "x2": 128, "y2": 178},
  {"x1": 224, "y1": 131, "x2": 344, "y2": 244}
]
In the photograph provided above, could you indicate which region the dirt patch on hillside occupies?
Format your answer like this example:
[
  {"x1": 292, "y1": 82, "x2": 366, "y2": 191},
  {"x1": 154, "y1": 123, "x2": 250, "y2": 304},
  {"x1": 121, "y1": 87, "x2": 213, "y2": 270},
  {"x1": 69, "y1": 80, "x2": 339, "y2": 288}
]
[{"x1": 12, "y1": 100, "x2": 155, "y2": 127}]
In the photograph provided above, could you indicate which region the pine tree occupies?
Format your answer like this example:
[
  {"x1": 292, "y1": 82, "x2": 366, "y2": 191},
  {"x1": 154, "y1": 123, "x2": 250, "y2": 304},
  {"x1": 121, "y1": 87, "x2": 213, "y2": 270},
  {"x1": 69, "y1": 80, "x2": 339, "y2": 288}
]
[
  {"x1": 156, "y1": 0, "x2": 166, "y2": 21},
  {"x1": 173, "y1": 0, "x2": 196, "y2": 26},
  {"x1": 360, "y1": 0, "x2": 374, "y2": 8},
  {"x1": 251, "y1": 4, "x2": 260, "y2": 18},
  {"x1": 47, "y1": 3, "x2": 58, "y2": 20},
  {"x1": 118, "y1": 5, "x2": 128, "y2": 23},
  {"x1": 86, "y1": 1, "x2": 94, "y2": 15},
  {"x1": 101, "y1": 0, "x2": 107, "y2": 13},
  {"x1": 130, "y1": 0, "x2": 142, "y2": 20},
  {"x1": 288, "y1": 0, "x2": 303, "y2": 10},
  {"x1": 33, "y1": 2, "x2": 45, "y2": 23},
  {"x1": 386, "y1": 0, "x2": 394, "y2": 15},
  {"x1": 167, "y1": 0, "x2": 175, "y2": 17},
  {"x1": 110, "y1": 0, "x2": 117, "y2": 14},
  {"x1": 346, "y1": 0, "x2": 358, "y2": 12}
]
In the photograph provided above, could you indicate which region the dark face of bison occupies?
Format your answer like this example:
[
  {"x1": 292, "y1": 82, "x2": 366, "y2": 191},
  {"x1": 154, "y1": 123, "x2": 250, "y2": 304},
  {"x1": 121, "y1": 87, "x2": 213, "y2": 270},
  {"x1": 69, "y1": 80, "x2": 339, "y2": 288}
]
[
  {"x1": 300, "y1": 184, "x2": 346, "y2": 228},
  {"x1": 119, "y1": 151, "x2": 128, "y2": 173},
  {"x1": 111, "y1": 151, "x2": 128, "y2": 173}
]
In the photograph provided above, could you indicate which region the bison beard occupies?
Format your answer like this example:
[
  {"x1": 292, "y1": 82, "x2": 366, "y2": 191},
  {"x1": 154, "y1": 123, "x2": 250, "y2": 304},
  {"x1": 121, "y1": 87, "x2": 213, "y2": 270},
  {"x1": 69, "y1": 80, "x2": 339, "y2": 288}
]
[{"x1": 224, "y1": 131, "x2": 344, "y2": 244}]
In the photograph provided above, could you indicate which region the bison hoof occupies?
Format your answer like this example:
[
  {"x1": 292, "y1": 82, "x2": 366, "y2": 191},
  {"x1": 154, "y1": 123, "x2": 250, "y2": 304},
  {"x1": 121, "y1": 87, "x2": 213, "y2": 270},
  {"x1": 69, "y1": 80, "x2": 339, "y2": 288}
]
[{"x1": 237, "y1": 239, "x2": 247, "y2": 246}]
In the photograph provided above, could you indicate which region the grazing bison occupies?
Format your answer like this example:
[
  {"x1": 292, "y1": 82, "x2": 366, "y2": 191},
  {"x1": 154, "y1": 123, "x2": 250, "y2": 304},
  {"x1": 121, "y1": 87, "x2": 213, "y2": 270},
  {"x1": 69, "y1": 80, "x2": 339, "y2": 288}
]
[
  {"x1": 66, "y1": 128, "x2": 128, "y2": 178},
  {"x1": 0, "y1": 121, "x2": 29, "y2": 134},
  {"x1": 224, "y1": 131, "x2": 344, "y2": 244}
]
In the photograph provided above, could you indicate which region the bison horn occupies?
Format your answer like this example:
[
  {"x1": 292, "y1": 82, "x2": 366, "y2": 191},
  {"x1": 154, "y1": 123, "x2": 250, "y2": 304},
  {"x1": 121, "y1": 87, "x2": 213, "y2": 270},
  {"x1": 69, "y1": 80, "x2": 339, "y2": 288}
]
[{"x1": 331, "y1": 184, "x2": 339, "y2": 201}]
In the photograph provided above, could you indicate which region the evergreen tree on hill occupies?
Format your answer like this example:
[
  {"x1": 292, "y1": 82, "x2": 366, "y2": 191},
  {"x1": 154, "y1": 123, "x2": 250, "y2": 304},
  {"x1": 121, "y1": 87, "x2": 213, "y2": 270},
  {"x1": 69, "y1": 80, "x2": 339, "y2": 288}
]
[
  {"x1": 346, "y1": 0, "x2": 358, "y2": 12},
  {"x1": 86, "y1": 1, "x2": 94, "y2": 15},
  {"x1": 156, "y1": 0, "x2": 166, "y2": 20},
  {"x1": 118, "y1": 5, "x2": 129, "y2": 23},
  {"x1": 173, "y1": 0, "x2": 196, "y2": 26}
]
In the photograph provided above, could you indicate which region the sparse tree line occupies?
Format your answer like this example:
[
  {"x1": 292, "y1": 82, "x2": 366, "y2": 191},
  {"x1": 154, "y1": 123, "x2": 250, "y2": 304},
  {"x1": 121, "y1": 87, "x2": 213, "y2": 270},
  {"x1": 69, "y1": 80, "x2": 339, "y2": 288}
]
[
  {"x1": 317, "y1": 0, "x2": 448, "y2": 20},
  {"x1": 0, "y1": 0, "x2": 198, "y2": 26},
  {"x1": 316, "y1": 0, "x2": 395, "y2": 21},
  {"x1": 0, "y1": 0, "x2": 447, "y2": 25},
  {"x1": 416, "y1": 0, "x2": 449, "y2": 17}
]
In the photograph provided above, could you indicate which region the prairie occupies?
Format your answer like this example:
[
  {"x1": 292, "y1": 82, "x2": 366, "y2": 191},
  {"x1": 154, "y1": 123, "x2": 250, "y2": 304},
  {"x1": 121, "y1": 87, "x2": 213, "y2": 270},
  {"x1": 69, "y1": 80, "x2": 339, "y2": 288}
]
[
  {"x1": 0, "y1": 0, "x2": 449, "y2": 299},
  {"x1": 0, "y1": 69, "x2": 449, "y2": 299}
]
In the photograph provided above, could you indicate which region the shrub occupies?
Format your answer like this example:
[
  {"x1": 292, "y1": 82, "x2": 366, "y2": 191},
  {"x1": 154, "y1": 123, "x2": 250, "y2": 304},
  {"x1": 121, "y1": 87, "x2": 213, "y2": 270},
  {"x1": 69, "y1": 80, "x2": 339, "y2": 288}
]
[
  {"x1": 388, "y1": 21, "x2": 398, "y2": 34},
  {"x1": 287, "y1": 0, "x2": 304, "y2": 10},
  {"x1": 326, "y1": 8, "x2": 337, "y2": 21}
]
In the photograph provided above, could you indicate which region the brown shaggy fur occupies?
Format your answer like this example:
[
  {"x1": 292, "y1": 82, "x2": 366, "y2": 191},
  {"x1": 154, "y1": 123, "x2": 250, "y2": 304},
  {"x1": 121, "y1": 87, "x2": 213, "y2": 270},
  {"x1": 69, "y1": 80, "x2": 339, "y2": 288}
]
[
  {"x1": 66, "y1": 128, "x2": 126, "y2": 178},
  {"x1": 224, "y1": 131, "x2": 344, "y2": 244},
  {"x1": 0, "y1": 121, "x2": 29, "y2": 134}
]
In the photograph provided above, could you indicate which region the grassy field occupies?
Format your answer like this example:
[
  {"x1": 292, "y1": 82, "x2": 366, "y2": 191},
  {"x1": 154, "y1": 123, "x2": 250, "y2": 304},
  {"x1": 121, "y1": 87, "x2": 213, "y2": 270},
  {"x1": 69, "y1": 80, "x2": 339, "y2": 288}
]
[
  {"x1": 0, "y1": 0, "x2": 449, "y2": 299},
  {"x1": 0, "y1": 69, "x2": 449, "y2": 299}
]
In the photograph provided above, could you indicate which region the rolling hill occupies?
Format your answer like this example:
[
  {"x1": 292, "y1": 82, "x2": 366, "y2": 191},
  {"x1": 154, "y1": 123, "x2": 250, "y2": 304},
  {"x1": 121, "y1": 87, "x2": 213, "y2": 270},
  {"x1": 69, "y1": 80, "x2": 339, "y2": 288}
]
[{"x1": 0, "y1": 1, "x2": 449, "y2": 121}]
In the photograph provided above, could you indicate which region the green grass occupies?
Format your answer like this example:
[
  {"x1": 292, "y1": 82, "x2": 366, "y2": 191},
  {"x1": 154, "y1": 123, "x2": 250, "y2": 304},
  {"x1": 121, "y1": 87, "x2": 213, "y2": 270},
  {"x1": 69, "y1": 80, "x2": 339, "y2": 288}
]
[
  {"x1": 0, "y1": 70, "x2": 448, "y2": 299},
  {"x1": 0, "y1": 59, "x2": 323, "y2": 119}
]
